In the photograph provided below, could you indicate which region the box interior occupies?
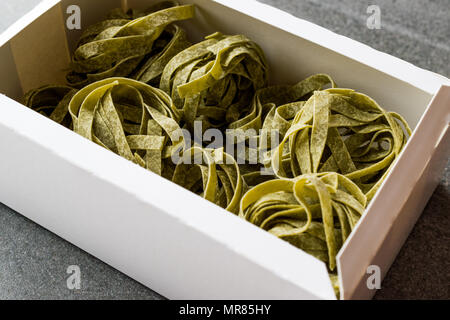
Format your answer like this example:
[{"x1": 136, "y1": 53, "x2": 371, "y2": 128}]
[{"x1": 0, "y1": 0, "x2": 447, "y2": 299}]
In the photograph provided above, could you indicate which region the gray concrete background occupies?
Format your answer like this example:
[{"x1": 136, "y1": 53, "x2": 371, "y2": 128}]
[{"x1": 0, "y1": 0, "x2": 448, "y2": 299}]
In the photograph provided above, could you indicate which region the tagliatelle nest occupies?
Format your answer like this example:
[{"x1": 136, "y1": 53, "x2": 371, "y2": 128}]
[
  {"x1": 24, "y1": 85, "x2": 78, "y2": 129},
  {"x1": 270, "y1": 88, "x2": 411, "y2": 200},
  {"x1": 69, "y1": 77, "x2": 184, "y2": 179},
  {"x1": 240, "y1": 172, "x2": 366, "y2": 270},
  {"x1": 67, "y1": 1, "x2": 194, "y2": 88},
  {"x1": 160, "y1": 32, "x2": 268, "y2": 132}
]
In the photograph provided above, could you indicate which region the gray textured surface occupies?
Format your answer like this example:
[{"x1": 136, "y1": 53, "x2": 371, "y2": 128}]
[{"x1": 0, "y1": 0, "x2": 448, "y2": 300}]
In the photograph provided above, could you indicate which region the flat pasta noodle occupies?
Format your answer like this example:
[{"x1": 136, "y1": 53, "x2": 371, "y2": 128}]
[
  {"x1": 24, "y1": 84, "x2": 78, "y2": 128},
  {"x1": 67, "y1": 2, "x2": 194, "y2": 88},
  {"x1": 172, "y1": 147, "x2": 245, "y2": 213},
  {"x1": 160, "y1": 32, "x2": 268, "y2": 132},
  {"x1": 225, "y1": 74, "x2": 336, "y2": 166},
  {"x1": 271, "y1": 88, "x2": 411, "y2": 200},
  {"x1": 68, "y1": 77, "x2": 185, "y2": 177},
  {"x1": 239, "y1": 172, "x2": 367, "y2": 272}
]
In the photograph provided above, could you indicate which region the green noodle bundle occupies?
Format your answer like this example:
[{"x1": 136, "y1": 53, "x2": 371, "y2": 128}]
[
  {"x1": 172, "y1": 147, "x2": 245, "y2": 214},
  {"x1": 259, "y1": 74, "x2": 336, "y2": 138},
  {"x1": 240, "y1": 171, "x2": 366, "y2": 297},
  {"x1": 67, "y1": 2, "x2": 194, "y2": 88},
  {"x1": 160, "y1": 32, "x2": 268, "y2": 132},
  {"x1": 68, "y1": 77, "x2": 184, "y2": 178},
  {"x1": 240, "y1": 172, "x2": 366, "y2": 271},
  {"x1": 24, "y1": 85, "x2": 77, "y2": 129},
  {"x1": 197, "y1": 74, "x2": 336, "y2": 173},
  {"x1": 271, "y1": 88, "x2": 411, "y2": 200}
]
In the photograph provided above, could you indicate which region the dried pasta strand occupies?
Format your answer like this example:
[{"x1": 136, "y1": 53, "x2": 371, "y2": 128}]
[
  {"x1": 172, "y1": 147, "x2": 245, "y2": 214},
  {"x1": 271, "y1": 89, "x2": 411, "y2": 200},
  {"x1": 160, "y1": 32, "x2": 268, "y2": 132},
  {"x1": 240, "y1": 172, "x2": 366, "y2": 271},
  {"x1": 67, "y1": 2, "x2": 195, "y2": 88},
  {"x1": 68, "y1": 77, "x2": 184, "y2": 176},
  {"x1": 24, "y1": 84, "x2": 77, "y2": 129}
]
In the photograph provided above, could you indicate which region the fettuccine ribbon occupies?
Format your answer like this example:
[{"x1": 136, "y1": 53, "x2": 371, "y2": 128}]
[{"x1": 67, "y1": 2, "x2": 194, "y2": 88}]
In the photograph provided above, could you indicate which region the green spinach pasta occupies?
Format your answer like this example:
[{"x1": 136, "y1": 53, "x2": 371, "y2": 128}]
[
  {"x1": 23, "y1": 1, "x2": 413, "y2": 297},
  {"x1": 270, "y1": 88, "x2": 411, "y2": 200},
  {"x1": 67, "y1": 1, "x2": 194, "y2": 88},
  {"x1": 160, "y1": 32, "x2": 268, "y2": 132},
  {"x1": 24, "y1": 84, "x2": 77, "y2": 129},
  {"x1": 68, "y1": 77, "x2": 184, "y2": 178}
]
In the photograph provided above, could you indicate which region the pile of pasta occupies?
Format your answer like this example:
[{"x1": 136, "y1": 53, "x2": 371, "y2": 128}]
[{"x1": 24, "y1": 1, "x2": 411, "y2": 296}]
